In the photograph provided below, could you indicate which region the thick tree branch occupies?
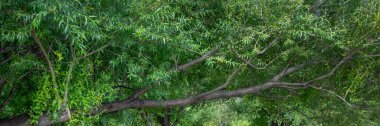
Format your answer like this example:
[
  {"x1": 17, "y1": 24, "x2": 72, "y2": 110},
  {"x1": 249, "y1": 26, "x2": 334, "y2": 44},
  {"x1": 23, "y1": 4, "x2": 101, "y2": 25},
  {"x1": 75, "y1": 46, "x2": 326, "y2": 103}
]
[{"x1": 0, "y1": 60, "x2": 323, "y2": 125}]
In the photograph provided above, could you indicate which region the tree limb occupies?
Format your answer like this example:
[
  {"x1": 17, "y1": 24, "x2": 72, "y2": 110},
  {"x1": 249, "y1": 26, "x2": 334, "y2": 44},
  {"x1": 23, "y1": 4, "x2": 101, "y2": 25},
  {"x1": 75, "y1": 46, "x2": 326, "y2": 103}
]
[
  {"x1": 31, "y1": 28, "x2": 60, "y2": 102},
  {"x1": 0, "y1": 59, "x2": 339, "y2": 125}
]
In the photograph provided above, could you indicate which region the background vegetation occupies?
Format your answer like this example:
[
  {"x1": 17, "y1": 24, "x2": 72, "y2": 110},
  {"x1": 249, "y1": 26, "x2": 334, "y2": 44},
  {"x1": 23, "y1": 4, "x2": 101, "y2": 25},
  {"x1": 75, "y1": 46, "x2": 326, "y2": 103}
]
[{"x1": 0, "y1": 0, "x2": 379, "y2": 125}]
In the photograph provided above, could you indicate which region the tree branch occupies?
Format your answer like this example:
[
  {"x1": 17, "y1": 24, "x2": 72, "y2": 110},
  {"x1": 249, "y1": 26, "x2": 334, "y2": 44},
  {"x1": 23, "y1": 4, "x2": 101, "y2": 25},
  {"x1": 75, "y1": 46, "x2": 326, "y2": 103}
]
[
  {"x1": 126, "y1": 45, "x2": 222, "y2": 103},
  {"x1": 78, "y1": 43, "x2": 111, "y2": 61},
  {"x1": 0, "y1": 56, "x2": 350, "y2": 125},
  {"x1": 269, "y1": 63, "x2": 307, "y2": 82},
  {"x1": 31, "y1": 28, "x2": 60, "y2": 102},
  {"x1": 172, "y1": 45, "x2": 220, "y2": 71},
  {"x1": 172, "y1": 106, "x2": 185, "y2": 126},
  {"x1": 0, "y1": 88, "x2": 16, "y2": 111},
  {"x1": 257, "y1": 38, "x2": 279, "y2": 55},
  {"x1": 311, "y1": 86, "x2": 355, "y2": 108}
]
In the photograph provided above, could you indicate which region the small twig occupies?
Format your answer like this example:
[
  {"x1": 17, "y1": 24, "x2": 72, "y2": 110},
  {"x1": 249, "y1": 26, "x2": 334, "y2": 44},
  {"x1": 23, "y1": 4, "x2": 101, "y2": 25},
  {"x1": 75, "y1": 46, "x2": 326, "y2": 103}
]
[{"x1": 311, "y1": 86, "x2": 355, "y2": 108}]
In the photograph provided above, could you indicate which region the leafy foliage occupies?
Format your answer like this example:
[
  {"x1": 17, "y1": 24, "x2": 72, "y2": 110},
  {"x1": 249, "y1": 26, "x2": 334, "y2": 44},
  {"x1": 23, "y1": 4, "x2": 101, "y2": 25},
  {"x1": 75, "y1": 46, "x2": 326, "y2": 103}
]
[{"x1": 0, "y1": 0, "x2": 379, "y2": 125}]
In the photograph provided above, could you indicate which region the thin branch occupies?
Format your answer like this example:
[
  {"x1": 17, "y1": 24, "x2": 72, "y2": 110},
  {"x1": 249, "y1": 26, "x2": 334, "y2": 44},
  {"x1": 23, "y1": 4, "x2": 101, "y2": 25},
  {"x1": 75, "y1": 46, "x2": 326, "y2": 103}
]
[
  {"x1": 117, "y1": 74, "x2": 130, "y2": 101},
  {"x1": 271, "y1": 54, "x2": 354, "y2": 90},
  {"x1": 234, "y1": 48, "x2": 291, "y2": 70},
  {"x1": 78, "y1": 43, "x2": 111, "y2": 61},
  {"x1": 257, "y1": 38, "x2": 279, "y2": 55},
  {"x1": 126, "y1": 88, "x2": 149, "y2": 101},
  {"x1": 129, "y1": 45, "x2": 222, "y2": 102},
  {"x1": 173, "y1": 45, "x2": 221, "y2": 71},
  {"x1": 310, "y1": 0, "x2": 326, "y2": 13},
  {"x1": 190, "y1": 64, "x2": 245, "y2": 103},
  {"x1": 269, "y1": 63, "x2": 307, "y2": 82},
  {"x1": 31, "y1": 28, "x2": 60, "y2": 102},
  {"x1": 172, "y1": 107, "x2": 185, "y2": 126},
  {"x1": 112, "y1": 85, "x2": 136, "y2": 90},
  {"x1": 63, "y1": 45, "x2": 77, "y2": 108},
  {"x1": 140, "y1": 111, "x2": 153, "y2": 126},
  {"x1": 305, "y1": 54, "x2": 353, "y2": 84},
  {"x1": 0, "y1": 88, "x2": 16, "y2": 111},
  {"x1": 311, "y1": 86, "x2": 355, "y2": 108}
]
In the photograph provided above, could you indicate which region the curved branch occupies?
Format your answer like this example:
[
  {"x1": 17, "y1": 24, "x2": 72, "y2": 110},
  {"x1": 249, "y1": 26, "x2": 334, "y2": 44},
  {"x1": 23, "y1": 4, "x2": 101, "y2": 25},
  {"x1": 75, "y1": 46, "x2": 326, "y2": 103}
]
[
  {"x1": 173, "y1": 45, "x2": 221, "y2": 71},
  {"x1": 0, "y1": 78, "x2": 277, "y2": 126},
  {"x1": 0, "y1": 56, "x2": 352, "y2": 125},
  {"x1": 311, "y1": 86, "x2": 355, "y2": 108},
  {"x1": 257, "y1": 38, "x2": 279, "y2": 55},
  {"x1": 31, "y1": 28, "x2": 60, "y2": 102}
]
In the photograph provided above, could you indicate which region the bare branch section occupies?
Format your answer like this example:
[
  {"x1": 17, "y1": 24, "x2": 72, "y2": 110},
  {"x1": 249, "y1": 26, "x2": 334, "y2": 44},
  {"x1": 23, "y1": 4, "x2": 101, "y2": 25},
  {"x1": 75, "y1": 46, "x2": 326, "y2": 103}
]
[
  {"x1": 31, "y1": 28, "x2": 60, "y2": 102},
  {"x1": 173, "y1": 45, "x2": 221, "y2": 71},
  {"x1": 311, "y1": 86, "x2": 354, "y2": 108},
  {"x1": 257, "y1": 38, "x2": 279, "y2": 55}
]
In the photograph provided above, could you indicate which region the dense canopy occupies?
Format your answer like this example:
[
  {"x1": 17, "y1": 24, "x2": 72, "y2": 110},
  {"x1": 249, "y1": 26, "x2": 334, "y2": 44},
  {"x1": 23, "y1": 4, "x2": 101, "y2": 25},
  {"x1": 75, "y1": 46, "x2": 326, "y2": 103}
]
[{"x1": 0, "y1": 0, "x2": 379, "y2": 125}]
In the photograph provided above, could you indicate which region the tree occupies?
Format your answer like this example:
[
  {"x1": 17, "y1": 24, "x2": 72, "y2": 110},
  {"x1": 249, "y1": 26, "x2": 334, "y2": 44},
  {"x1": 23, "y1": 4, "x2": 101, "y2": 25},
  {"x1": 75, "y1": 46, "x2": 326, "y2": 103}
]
[{"x1": 0, "y1": 0, "x2": 379, "y2": 125}]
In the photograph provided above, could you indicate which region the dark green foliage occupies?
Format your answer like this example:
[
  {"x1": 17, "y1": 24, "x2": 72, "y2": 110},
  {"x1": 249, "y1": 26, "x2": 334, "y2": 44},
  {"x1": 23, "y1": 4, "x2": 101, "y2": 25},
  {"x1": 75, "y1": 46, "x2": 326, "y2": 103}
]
[{"x1": 0, "y1": 0, "x2": 379, "y2": 125}]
